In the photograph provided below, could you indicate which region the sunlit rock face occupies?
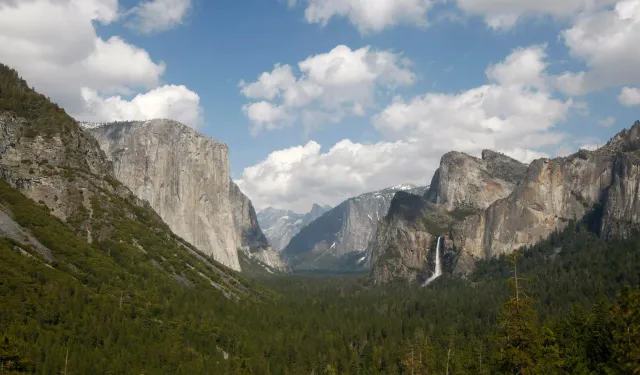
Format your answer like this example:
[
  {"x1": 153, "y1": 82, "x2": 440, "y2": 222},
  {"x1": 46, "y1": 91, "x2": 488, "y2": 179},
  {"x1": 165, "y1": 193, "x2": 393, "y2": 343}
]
[{"x1": 88, "y1": 119, "x2": 278, "y2": 271}]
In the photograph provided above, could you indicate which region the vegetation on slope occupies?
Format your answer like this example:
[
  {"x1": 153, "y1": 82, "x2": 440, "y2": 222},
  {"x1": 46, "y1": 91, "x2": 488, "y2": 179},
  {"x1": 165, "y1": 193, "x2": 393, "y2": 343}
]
[{"x1": 4, "y1": 196, "x2": 638, "y2": 374}]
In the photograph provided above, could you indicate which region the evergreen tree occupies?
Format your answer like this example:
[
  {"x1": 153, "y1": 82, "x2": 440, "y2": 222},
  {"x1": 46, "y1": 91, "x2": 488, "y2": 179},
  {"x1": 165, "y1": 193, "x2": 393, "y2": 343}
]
[{"x1": 608, "y1": 286, "x2": 640, "y2": 374}]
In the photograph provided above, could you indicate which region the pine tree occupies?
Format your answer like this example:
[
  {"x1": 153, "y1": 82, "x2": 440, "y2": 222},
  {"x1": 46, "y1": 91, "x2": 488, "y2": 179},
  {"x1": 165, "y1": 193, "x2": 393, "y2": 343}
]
[
  {"x1": 492, "y1": 252, "x2": 563, "y2": 375},
  {"x1": 608, "y1": 286, "x2": 640, "y2": 374}
]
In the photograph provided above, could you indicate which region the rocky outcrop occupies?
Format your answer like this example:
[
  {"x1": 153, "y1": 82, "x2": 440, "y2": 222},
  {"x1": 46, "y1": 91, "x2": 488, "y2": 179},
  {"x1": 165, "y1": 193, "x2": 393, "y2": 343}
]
[
  {"x1": 283, "y1": 184, "x2": 427, "y2": 271},
  {"x1": 370, "y1": 151, "x2": 526, "y2": 283},
  {"x1": 87, "y1": 120, "x2": 280, "y2": 271},
  {"x1": 371, "y1": 121, "x2": 640, "y2": 284},
  {"x1": 257, "y1": 203, "x2": 331, "y2": 251},
  {"x1": 425, "y1": 150, "x2": 526, "y2": 211},
  {"x1": 454, "y1": 122, "x2": 640, "y2": 273}
]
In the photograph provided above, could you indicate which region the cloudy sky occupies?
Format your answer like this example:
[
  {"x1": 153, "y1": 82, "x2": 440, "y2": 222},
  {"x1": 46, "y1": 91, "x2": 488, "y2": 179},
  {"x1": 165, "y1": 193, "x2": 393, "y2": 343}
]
[{"x1": 1, "y1": 0, "x2": 639, "y2": 213}]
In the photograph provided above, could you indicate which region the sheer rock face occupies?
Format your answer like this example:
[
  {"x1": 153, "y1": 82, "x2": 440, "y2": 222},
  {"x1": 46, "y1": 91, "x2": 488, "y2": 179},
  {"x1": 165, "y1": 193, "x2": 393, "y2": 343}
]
[
  {"x1": 425, "y1": 150, "x2": 527, "y2": 211},
  {"x1": 369, "y1": 150, "x2": 527, "y2": 284},
  {"x1": 452, "y1": 151, "x2": 615, "y2": 273},
  {"x1": 283, "y1": 184, "x2": 427, "y2": 271},
  {"x1": 87, "y1": 119, "x2": 273, "y2": 271},
  {"x1": 257, "y1": 204, "x2": 332, "y2": 251},
  {"x1": 453, "y1": 122, "x2": 640, "y2": 274}
]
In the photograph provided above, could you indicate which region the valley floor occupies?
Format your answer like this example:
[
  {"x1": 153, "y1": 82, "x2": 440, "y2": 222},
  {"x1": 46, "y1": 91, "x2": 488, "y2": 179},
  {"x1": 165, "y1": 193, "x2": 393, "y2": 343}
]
[{"x1": 2, "y1": 219, "x2": 640, "y2": 374}]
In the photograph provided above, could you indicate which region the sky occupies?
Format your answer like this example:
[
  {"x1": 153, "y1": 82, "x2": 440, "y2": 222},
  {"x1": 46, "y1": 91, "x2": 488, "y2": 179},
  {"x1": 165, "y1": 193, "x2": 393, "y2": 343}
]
[{"x1": 1, "y1": 0, "x2": 640, "y2": 213}]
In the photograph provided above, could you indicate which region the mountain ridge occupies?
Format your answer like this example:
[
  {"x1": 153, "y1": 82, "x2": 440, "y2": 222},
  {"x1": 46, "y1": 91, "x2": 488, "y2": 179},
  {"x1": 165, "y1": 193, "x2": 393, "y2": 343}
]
[
  {"x1": 369, "y1": 121, "x2": 640, "y2": 284},
  {"x1": 257, "y1": 203, "x2": 332, "y2": 251},
  {"x1": 283, "y1": 183, "x2": 428, "y2": 271}
]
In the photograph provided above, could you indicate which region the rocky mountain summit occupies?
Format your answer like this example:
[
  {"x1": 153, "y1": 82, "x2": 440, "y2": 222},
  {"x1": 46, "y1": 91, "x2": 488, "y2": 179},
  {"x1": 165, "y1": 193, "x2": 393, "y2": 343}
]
[
  {"x1": 283, "y1": 184, "x2": 427, "y2": 271},
  {"x1": 86, "y1": 119, "x2": 286, "y2": 273},
  {"x1": 257, "y1": 203, "x2": 331, "y2": 251},
  {"x1": 370, "y1": 122, "x2": 640, "y2": 284}
]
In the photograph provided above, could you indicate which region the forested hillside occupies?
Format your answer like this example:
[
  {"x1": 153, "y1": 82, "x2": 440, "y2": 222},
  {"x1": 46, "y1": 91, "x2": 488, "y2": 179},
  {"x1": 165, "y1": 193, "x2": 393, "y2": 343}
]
[{"x1": 2, "y1": 192, "x2": 639, "y2": 374}]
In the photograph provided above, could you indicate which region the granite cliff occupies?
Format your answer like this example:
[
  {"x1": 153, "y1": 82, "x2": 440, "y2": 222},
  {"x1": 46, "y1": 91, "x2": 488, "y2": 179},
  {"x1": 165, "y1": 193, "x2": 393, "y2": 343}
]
[
  {"x1": 369, "y1": 151, "x2": 525, "y2": 284},
  {"x1": 283, "y1": 184, "x2": 427, "y2": 271},
  {"x1": 453, "y1": 122, "x2": 640, "y2": 274},
  {"x1": 257, "y1": 203, "x2": 331, "y2": 251},
  {"x1": 86, "y1": 120, "x2": 285, "y2": 272},
  {"x1": 370, "y1": 122, "x2": 640, "y2": 284}
]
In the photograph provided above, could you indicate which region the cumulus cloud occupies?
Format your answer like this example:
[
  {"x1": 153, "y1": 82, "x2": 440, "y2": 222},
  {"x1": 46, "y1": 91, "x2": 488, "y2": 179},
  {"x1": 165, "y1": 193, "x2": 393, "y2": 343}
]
[
  {"x1": 238, "y1": 45, "x2": 573, "y2": 212},
  {"x1": 0, "y1": 0, "x2": 202, "y2": 127},
  {"x1": 555, "y1": 0, "x2": 640, "y2": 95},
  {"x1": 81, "y1": 85, "x2": 203, "y2": 128},
  {"x1": 454, "y1": 0, "x2": 616, "y2": 29},
  {"x1": 619, "y1": 87, "x2": 640, "y2": 106},
  {"x1": 289, "y1": 0, "x2": 436, "y2": 33},
  {"x1": 239, "y1": 45, "x2": 415, "y2": 135},
  {"x1": 126, "y1": 0, "x2": 192, "y2": 34}
]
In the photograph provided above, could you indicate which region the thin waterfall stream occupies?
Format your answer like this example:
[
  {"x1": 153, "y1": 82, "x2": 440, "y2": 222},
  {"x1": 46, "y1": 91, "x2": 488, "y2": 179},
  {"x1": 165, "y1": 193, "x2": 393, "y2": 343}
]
[{"x1": 423, "y1": 236, "x2": 443, "y2": 286}]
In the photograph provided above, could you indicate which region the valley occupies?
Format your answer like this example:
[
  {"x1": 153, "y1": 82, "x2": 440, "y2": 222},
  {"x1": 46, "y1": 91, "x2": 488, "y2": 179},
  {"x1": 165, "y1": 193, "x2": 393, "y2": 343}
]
[{"x1": 1, "y1": 59, "x2": 639, "y2": 375}]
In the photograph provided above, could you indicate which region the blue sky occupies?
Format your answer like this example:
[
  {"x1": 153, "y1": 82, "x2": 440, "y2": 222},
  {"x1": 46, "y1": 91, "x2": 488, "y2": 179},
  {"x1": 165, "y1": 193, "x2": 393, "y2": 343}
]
[{"x1": 1, "y1": 0, "x2": 639, "y2": 212}]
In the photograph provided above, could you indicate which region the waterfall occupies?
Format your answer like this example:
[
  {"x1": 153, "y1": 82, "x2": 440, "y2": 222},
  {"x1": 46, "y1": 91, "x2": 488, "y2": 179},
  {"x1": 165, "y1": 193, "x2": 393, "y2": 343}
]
[{"x1": 423, "y1": 236, "x2": 443, "y2": 287}]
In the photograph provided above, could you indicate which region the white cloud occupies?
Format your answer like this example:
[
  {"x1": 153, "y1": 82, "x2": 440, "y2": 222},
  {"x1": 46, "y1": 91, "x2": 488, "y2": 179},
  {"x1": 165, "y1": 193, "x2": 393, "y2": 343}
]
[
  {"x1": 454, "y1": 0, "x2": 616, "y2": 29},
  {"x1": 290, "y1": 0, "x2": 436, "y2": 33},
  {"x1": 239, "y1": 45, "x2": 415, "y2": 135},
  {"x1": 619, "y1": 86, "x2": 640, "y2": 106},
  {"x1": 126, "y1": 0, "x2": 192, "y2": 34},
  {"x1": 556, "y1": 0, "x2": 640, "y2": 95},
  {"x1": 242, "y1": 102, "x2": 292, "y2": 134},
  {"x1": 81, "y1": 85, "x2": 203, "y2": 128},
  {"x1": 239, "y1": 45, "x2": 573, "y2": 212},
  {"x1": 485, "y1": 45, "x2": 548, "y2": 89},
  {"x1": 0, "y1": 0, "x2": 202, "y2": 126},
  {"x1": 599, "y1": 116, "x2": 616, "y2": 127}
]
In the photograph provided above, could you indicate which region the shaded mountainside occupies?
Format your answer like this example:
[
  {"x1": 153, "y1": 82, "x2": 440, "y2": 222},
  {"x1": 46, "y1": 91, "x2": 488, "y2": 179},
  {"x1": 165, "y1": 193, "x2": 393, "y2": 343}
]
[
  {"x1": 283, "y1": 184, "x2": 428, "y2": 271},
  {"x1": 370, "y1": 122, "x2": 640, "y2": 284},
  {"x1": 86, "y1": 120, "x2": 285, "y2": 273},
  {"x1": 257, "y1": 203, "x2": 331, "y2": 251}
]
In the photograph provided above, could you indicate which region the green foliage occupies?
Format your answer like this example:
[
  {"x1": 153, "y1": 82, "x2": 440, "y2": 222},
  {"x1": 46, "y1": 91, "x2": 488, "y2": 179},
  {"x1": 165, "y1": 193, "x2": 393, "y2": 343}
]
[{"x1": 0, "y1": 63, "x2": 75, "y2": 137}]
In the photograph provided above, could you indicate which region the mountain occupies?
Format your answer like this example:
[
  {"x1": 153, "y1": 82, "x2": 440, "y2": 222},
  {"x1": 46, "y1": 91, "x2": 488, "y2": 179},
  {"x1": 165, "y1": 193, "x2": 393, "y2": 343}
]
[
  {"x1": 0, "y1": 62, "x2": 260, "y2": 297},
  {"x1": 454, "y1": 122, "x2": 640, "y2": 273},
  {"x1": 86, "y1": 120, "x2": 286, "y2": 273},
  {"x1": 283, "y1": 183, "x2": 428, "y2": 271},
  {"x1": 369, "y1": 122, "x2": 640, "y2": 284},
  {"x1": 257, "y1": 203, "x2": 331, "y2": 251},
  {"x1": 369, "y1": 150, "x2": 528, "y2": 284}
]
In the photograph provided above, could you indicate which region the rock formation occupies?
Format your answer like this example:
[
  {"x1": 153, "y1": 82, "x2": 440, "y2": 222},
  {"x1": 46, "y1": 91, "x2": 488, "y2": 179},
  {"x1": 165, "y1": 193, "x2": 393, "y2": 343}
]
[
  {"x1": 87, "y1": 119, "x2": 282, "y2": 272},
  {"x1": 370, "y1": 151, "x2": 527, "y2": 283},
  {"x1": 424, "y1": 150, "x2": 527, "y2": 211},
  {"x1": 370, "y1": 121, "x2": 640, "y2": 284},
  {"x1": 283, "y1": 184, "x2": 427, "y2": 271},
  {"x1": 453, "y1": 122, "x2": 640, "y2": 273},
  {"x1": 257, "y1": 203, "x2": 331, "y2": 251}
]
